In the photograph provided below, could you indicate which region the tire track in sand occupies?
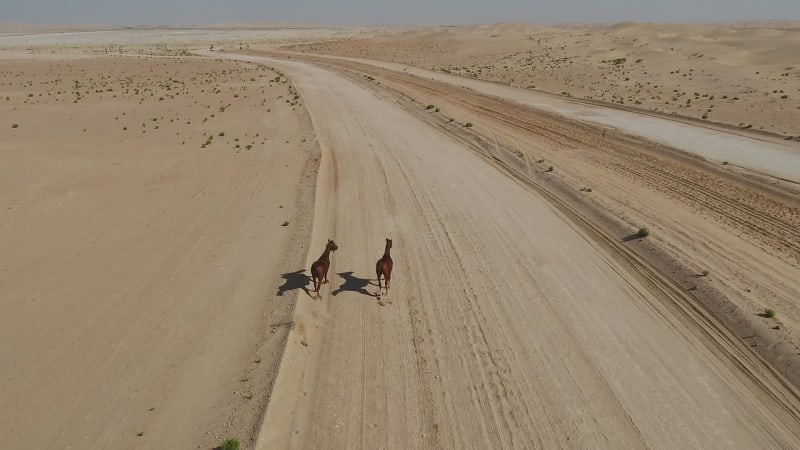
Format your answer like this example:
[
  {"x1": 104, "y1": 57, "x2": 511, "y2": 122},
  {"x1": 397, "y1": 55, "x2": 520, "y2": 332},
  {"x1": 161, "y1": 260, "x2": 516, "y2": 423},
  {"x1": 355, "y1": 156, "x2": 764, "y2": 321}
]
[{"x1": 207, "y1": 52, "x2": 800, "y2": 450}]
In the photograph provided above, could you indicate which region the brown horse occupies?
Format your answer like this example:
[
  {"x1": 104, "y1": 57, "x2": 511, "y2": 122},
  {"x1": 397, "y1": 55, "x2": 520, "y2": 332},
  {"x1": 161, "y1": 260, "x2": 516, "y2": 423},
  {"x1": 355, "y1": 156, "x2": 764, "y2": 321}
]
[
  {"x1": 376, "y1": 238, "x2": 393, "y2": 296},
  {"x1": 311, "y1": 239, "x2": 338, "y2": 298}
]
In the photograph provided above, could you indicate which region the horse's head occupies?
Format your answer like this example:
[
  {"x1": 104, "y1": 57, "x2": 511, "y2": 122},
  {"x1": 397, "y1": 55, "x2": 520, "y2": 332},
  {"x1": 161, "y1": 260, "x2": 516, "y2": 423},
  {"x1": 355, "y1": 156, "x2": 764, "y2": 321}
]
[
  {"x1": 386, "y1": 238, "x2": 393, "y2": 249},
  {"x1": 327, "y1": 239, "x2": 339, "y2": 252}
]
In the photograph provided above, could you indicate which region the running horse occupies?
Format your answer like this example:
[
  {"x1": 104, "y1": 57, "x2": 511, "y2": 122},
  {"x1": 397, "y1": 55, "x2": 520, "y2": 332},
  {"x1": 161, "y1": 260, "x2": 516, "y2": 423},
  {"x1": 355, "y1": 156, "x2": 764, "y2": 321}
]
[
  {"x1": 376, "y1": 238, "x2": 393, "y2": 296},
  {"x1": 310, "y1": 239, "x2": 338, "y2": 298}
]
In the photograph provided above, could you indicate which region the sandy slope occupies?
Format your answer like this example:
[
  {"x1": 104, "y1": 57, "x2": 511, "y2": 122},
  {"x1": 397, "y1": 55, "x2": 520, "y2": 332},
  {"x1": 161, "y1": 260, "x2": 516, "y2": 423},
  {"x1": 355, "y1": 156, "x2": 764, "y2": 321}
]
[
  {"x1": 209, "y1": 53, "x2": 800, "y2": 449},
  {"x1": 0, "y1": 56, "x2": 316, "y2": 449}
]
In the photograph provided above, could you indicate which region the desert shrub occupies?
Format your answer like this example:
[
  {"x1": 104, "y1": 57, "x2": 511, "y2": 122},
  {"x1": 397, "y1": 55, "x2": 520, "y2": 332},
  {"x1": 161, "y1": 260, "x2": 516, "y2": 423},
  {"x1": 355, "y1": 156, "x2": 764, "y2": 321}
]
[
  {"x1": 220, "y1": 438, "x2": 240, "y2": 450},
  {"x1": 702, "y1": 270, "x2": 710, "y2": 277},
  {"x1": 465, "y1": 122, "x2": 474, "y2": 128},
  {"x1": 426, "y1": 104, "x2": 435, "y2": 110},
  {"x1": 11, "y1": 123, "x2": 18, "y2": 128},
  {"x1": 637, "y1": 227, "x2": 650, "y2": 238},
  {"x1": 545, "y1": 166, "x2": 554, "y2": 172},
  {"x1": 763, "y1": 308, "x2": 776, "y2": 318}
]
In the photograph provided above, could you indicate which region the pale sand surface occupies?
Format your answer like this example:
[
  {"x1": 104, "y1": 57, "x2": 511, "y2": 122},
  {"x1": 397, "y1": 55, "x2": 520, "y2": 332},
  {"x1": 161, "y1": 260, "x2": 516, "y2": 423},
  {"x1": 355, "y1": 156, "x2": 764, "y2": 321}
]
[
  {"x1": 288, "y1": 22, "x2": 800, "y2": 137},
  {"x1": 272, "y1": 52, "x2": 800, "y2": 374},
  {"x1": 279, "y1": 50, "x2": 800, "y2": 183},
  {"x1": 0, "y1": 55, "x2": 317, "y2": 448},
  {"x1": 203, "y1": 53, "x2": 800, "y2": 450},
  {"x1": 2, "y1": 25, "x2": 800, "y2": 449}
]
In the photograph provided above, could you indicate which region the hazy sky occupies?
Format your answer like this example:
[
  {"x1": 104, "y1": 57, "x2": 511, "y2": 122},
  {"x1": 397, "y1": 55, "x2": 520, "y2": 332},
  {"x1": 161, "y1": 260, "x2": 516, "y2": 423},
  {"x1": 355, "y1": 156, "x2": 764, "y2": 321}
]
[{"x1": 2, "y1": 0, "x2": 800, "y2": 26}]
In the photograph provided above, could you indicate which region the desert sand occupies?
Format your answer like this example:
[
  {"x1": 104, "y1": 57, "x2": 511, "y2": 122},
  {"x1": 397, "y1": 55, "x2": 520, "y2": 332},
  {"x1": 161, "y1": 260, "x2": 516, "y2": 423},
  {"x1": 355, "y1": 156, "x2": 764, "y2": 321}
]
[
  {"x1": 288, "y1": 22, "x2": 800, "y2": 136},
  {"x1": 2, "y1": 23, "x2": 800, "y2": 449},
  {"x1": 0, "y1": 54, "x2": 318, "y2": 448}
]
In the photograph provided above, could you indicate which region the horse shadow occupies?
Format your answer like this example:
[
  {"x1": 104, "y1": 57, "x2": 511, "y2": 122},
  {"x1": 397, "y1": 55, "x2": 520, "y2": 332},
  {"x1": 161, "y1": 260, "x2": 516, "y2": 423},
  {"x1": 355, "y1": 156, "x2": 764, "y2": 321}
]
[
  {"x1": 332, "y1": 271, "x2": 379, "y2": 298},
  {"x1": 277, "y1": 269, "x2": 311, "y2": 297}
]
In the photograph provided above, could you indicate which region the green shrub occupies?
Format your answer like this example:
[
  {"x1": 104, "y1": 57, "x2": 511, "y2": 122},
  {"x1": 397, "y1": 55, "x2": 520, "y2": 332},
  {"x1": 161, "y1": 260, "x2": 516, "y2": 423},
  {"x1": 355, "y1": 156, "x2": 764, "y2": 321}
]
[
  {"x1": 637, "y1": 227, "x2": 650, "y2": 238},
  {"x1": 11, "y1": 123, "x2": 18, "y2": 128},
  {"x1": 426, "y1": 104, "x2": 435, "y2": 110},
  {"x1": 220, "y1": 438, "x2": 240, "y2": 450},
  {"x1": 763, "y1": 308, "x2": 776, "y2": 318},
  {"x1": 702, "y1": 270, "x2": 710, "y2": 277},
  {"x1": 465, "y1": 122, "x2": 474, "y2": 128}
]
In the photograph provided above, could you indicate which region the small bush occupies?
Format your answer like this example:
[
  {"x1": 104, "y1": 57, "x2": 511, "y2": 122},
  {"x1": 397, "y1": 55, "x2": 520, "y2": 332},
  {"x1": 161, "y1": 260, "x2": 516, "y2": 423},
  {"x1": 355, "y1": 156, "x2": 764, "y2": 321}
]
[
  {"x1": 435, "y1": 107, "x2": 440, "y2": 112},
  {"x1": 545, "y1": 166, "x2": 554, "y2": 172},
  {"x1": 11, "y1": 123, "x2": 18, "y2": 128},
  {"x1": 763, "y1": 308, "x2": 776, "y2": 318},
  {"x1": 465, "y1": 122, "x2": 474, "y2": 128},
  {"x1": 426, "y1": 104, "x2": 435, "y2": 110},
  {"x1": 637, "y1": 227, "x2": 650, "y2": 238},
  {"x1": 702, "y1": 270, "x2": 710, "y2": 277},
  {"x1": 220, "y1": 438, "x2": 240, "y2": 450},
  {"x1": 218, "y1": 132, "x2": 225, "y2": 137}
]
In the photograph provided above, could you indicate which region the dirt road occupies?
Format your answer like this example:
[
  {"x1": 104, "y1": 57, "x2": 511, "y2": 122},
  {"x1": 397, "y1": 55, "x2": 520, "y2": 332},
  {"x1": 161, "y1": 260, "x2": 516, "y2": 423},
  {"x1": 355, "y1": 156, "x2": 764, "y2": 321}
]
[
  {"x1": 207, "y1": 53, "x2": 800, "y2": 449},
  {"x1": 281, "y1": 51, "x2": 800, "y2": 183}
]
